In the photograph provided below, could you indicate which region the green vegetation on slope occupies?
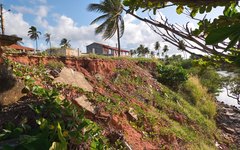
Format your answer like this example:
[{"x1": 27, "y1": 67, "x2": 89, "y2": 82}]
[{"x1": 0, "y1": 56, "x2": 229, "y2": 149}]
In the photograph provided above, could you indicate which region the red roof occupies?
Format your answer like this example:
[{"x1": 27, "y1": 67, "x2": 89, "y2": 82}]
[
  {"x1": 8, "y1": 44, "x2": 34, "y2": 51},
  {"x1": 94, "y1": 42, "x2": 129, "y2": 53}
]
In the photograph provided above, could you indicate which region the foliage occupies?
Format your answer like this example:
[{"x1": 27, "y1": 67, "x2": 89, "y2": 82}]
[
  {"x1": 122, "y1": 0, "x2": 240, "y2": 65},
  {"x1": 88, "y1": 0, "x2": 124, "y2": 57},
  {"x1": 45, "y1": 33, "x2": 51, "y2": 49},
  {"x1": 46, "y1": 60, "x2": 64, "y2": 71},
  {"x1": 187, "y1": 60, "x2": 222, "y2": 94},
  {"x1": 166, "y1": 57, "x2": 222, "y2": 94},
  {"x1": 154, "y1": 41, "x2": 160, "y2": 56},
  {"x1": 181, "y1": 76, "x2": 217, "y2": 119},
  {"x1": 0, "y1": 61, "x2": 107, "y2": 149},
  {"x1": 162, "y1": 45, "x2": 169, "y2": 57},
  {"x1": 60, "y1": 38, "x2": 71, "y2": 48},
  {"x1": 156, "y1": 64, "x2": 188, "y2": 90},
  {"x1": 135, "y1": 44, "x2": 150, "y2": 57}
]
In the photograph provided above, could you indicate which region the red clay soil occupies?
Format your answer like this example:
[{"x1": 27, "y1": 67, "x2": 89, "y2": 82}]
[{"x1": 109, "y1": 115, "x2": 158, "y2": 150}]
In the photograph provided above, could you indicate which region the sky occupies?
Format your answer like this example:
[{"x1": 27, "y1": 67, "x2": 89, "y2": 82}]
[{"x1": 2, "y1": 0, "x2": 223, "y2": 55}]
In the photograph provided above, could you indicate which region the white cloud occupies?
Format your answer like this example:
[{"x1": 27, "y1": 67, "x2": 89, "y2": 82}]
[
  {"x1": 5, "y1": 11, "x2": 30, "y2": 38},
  {"x1": 10, "y1": 5, "x2": 35, "y2": 14},
  {"x1": 35, "y1": 5, "x2": 49, "y2": 28}
]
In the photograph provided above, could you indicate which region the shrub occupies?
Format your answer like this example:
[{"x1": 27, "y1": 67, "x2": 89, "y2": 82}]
[
  {"x1": 188, "y1": 66, "x2": 221, "y2": 94},
  {"x1": 46, "y1": 60, "x2": 64, "y2": 71},
  {"x1": 156, "y1": 65, "x2": 188, "y2": 90},
  {"x1": 181, "y1": 76, "x2": 216, "y2": 119}
]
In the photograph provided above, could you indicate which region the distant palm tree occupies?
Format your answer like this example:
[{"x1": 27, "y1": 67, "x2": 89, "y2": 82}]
[
  {"x1": 154, "y1": 41, "x2": 160, "y2": 57},
  {"x1": 28, "y1": 26, "x2": 41, "y2": 53},
  {"x1": 88, "y1": 0, "x2": 124, "y2": 57},
  {"x1": 45, "y1": 33, "x2": 51, "y2": 49},
  {"x1": 60, "y1": 38, "x2": 71, "y2": 48},
  {"x1": 136, "y1": 44, "x2": 149, "y2": 57},
  {"x1": 162, "y1": 45, "x2": 169, "y2": 57},
  {"x1": 150, "y1": 51, "x2": 155, "y2": 58},
  {"x1": 178, "y1": 40, "x2": 187, "y2": 59}
]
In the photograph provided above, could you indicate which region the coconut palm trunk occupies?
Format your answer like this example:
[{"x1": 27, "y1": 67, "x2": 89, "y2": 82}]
[
  {"x1": 117, "y1": 18, "x2": 121, "y2": 57},
  {"x1": 35, "y1": 40, "x2": 38, "y2": 53}
]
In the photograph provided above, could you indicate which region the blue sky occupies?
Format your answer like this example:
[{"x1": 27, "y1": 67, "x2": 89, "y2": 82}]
[{"x1": 2, "y1": 0, "x2": 223, "y2": 54}]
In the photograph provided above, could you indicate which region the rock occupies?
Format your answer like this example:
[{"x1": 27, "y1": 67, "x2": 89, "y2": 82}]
[
  {"x1": 222, "y1": 126, "x2": 235, "y2": 134},
  {"x1": 126, "y1": 107, "x2": 138, "y2": 121},
  {"x1": 74, "y1": 95, "x2": 96, "y2": 114},
  {"x1": 226, "y1": 111, "x2": 235, "y2": 116},
  {"x1": 0, "y1": 64, "x2": 25, "y2": 106},
  {"x1": 50, "y1": 69, "x2": 60, "y2": 78},
  {"x1": 217, "y1": 101, "x2": 240, "y2": 147},
  {"x1": 95, "y1": 73, "x2": 104, "y2": 81},
  {"x1": 0, "y1": 80, "x2": 25, "y2": 106},
  {"x1": 54, "y1": 67, "x2": 93, "y2": 92}
]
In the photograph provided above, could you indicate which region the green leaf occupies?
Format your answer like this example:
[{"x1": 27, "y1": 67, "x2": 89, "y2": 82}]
[
  {"x1": 176, "y1": 5, "x2": 184, "y2": 14},
  {"x1": 206, "y1": 25, "x2": 240, "y2": 45},
  {"x1": 190, "y1": 9, "x2": 198, "y2": 17},
  {"x1": 49, "y1": 142, "x2": 67, "y2": 150},
  {"x1": 206, "y1": 6, "x2": 212, "y2": 13},
  {"x1": 199, "y1": 6, "x2": 205, "y2": 14},
  {"x1": 226, "y1": 34, "x2": 240, "y2": 50},
  {"x1": 57, "y1": 123, "x2": 67, "y2": 144}
]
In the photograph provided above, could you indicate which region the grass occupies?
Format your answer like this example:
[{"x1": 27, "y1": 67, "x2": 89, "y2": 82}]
[{"x1": 181, "y1": 76, "x2": 217, "y2": 119}]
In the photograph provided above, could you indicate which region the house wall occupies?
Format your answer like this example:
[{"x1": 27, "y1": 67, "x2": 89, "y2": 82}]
[
  {"x1": 86, "y1": 43, "x2": 104, "y2": 55},
  {"x1": 86, "y1": 43, "x2": 129, "y2": 57},
  {"x1": 66, "y1": 49, "x2": 78, "y2": 57},
  {"x1": 46, "y1": 48, "x2": 79, "y2": 57}
]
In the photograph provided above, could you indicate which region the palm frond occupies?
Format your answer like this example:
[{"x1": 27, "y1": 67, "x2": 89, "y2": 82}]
[
  {"x1": 95, "y1": 19, "x2": 109, "y2": 35},
  {"x1": 103, "y1": 19, "x2": 117, "y2": 39},
  {"x1": 87, "y1": 3, "x2": 107, "y2": 13},
  {"x1": 90, "y1": 14, "x2": 110, "y2": 25},
  {"x1": 119, "y1": 15, "x2": 124, "y2": 38}
]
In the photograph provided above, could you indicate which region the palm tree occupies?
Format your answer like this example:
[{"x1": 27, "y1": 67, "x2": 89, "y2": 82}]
[
  {"x1": 88, "y1": 0, "x2": 124, "y2": 57},
  {"x1": 154, "y1": 41, "x2": 160, "y2": 57},
  {"x1": 45, "y1": 33, "x2": 51, "y2": 49},
  {"x1": 150, "y1": 51, "x2": 155, "y2": 58},
  {"x1": 60, "y1": 38, "x2": 71, "y2": 48},
  {"x1": 178, "y1": 40, "x2": 187, "y2": 59},
  {"x1": 136, "y1": 44, "x2": 149, "y2": 57},
  {"x1": 28, "y1": 26, "x2": 41, "y2": 53},
  {"x1": 162, "y1": 45, "x2": 169, "y2": 57}
]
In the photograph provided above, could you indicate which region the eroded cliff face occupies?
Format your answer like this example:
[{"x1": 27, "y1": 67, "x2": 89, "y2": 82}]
[{"x1": 0, "y1": 54, "x2": 236, "y2": 149}]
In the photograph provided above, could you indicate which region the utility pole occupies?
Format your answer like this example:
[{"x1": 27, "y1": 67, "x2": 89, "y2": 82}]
[
  {"x1": 0, "y1": 4, "x2": 10, "y2": 35},
  {"x1": 0, "y1": 4, "x2": 4, "y2": 35}
]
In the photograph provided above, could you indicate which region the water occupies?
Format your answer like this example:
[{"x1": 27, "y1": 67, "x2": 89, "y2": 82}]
[{"x1": 216, "y1": 71, "x2": 240, "y2": 109}]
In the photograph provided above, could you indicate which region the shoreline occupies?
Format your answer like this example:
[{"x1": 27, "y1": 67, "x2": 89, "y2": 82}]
[{"x1": 216, "y1": 101, "x2": 240, "y2": 148}]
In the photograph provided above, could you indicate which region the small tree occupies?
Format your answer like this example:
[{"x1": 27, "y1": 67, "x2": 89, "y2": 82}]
[{"x1": 60, "y1": 38, "x2": 71, "y2": 48}]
